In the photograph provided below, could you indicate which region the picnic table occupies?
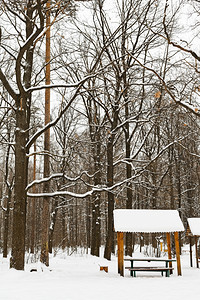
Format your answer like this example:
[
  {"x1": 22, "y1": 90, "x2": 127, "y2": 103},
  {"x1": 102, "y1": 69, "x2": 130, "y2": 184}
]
[{"x1": 124, "y1": 257, "x2": 176, "y2": 277}]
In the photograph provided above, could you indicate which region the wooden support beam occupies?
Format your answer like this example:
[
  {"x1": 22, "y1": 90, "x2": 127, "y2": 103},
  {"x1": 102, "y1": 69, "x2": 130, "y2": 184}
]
[
  {"x1": 174, "y1": 231, "x2": 182, "y2": 276},
  {"x1": 166, "y1": 232, "x2": 172, "y2": 274},
  {"x1": 195, "y1": 236, "x2": 199, "y2": 268},
  {"x1": 117, "y1": 232, "x2": 124, "y2": 276},
  {"x1": 189, "y1": 236, "x2": 193, "y2": 267}
]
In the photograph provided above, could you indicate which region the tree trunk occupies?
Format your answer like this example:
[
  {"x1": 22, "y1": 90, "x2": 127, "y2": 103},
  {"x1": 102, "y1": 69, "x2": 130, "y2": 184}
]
[
  {"x1": 3, "y1": 188, "x2": 11, "y2": 258},
  {"x1": 48, "y1": 200, "x2": 58, "y2": 254},
  {"x1": 61, "y1": 207, "x2": 67, "y2": 250},
  {"x1": 125, "y1": 138, "x2": 133, "y2": 256},
  {"x1": 86, "y1": 197, "x2": 91, "y2": 253},
  {"x1": 91, "y1": 140, "x2": 101, "y2": 257},
  {"x1": 40, "y1": 0, "x2": 51, "y2": 266},
  {"x1": 121, "y1": 8, "x2": 133, "y2": 256},
  {"x1": 125, "y1": 165, "x2": 133, "y2": 255},
  {"x1": 91, "y1": 192, "x2": 101, "y2": 256},
  {"x1": 104, "y1": 138, "x2": 114, "y2": 260},
  {"x1": 10, "y1": 108, "x2": 28, "y2": 270},
  {"x1": 30, "y1": 142, "x2": 36, "y2": 254},
  {"x1": 3, "y1": 140, "x2": 12, "y2": 258}
]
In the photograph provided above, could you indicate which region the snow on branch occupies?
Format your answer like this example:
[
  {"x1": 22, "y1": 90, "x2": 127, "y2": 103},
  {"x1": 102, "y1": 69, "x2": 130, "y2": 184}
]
[
  {"x1": 27, "y1": 189, "x2": 98, "y2": 199},
  {"x1": 26, "y1": 72, "x2": 103, "y2": 150},
  {"x1": 25, "y1": 73, "x2": 97, "y2": 93},
  {"x1": 27, "y1": 138, "x2": 187, "y2": 199},
  {"x1": 26, "y1": 171, "x2": 99, "y2": 191}
]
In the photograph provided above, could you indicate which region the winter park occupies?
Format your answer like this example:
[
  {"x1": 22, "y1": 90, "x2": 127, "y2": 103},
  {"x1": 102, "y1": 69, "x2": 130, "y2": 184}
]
[{"x1": 1, "y1": 0, "x2": 200, "y2": 299}]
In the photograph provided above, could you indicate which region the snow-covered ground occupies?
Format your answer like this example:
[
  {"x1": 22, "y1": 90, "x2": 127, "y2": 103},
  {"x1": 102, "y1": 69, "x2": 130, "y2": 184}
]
[{"x1": 1, "y1": 247, "x2": 200, "y2": 300}]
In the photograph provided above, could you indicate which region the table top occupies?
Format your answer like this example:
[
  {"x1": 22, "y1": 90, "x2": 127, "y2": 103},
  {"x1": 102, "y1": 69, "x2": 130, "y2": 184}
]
[{"x1": 124, "y1": 258, "x2": 176, "y2": 262}]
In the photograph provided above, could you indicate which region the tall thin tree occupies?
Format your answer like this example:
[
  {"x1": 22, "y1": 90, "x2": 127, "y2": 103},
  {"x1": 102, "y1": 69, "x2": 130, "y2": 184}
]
[{"x1": 40, "y1": 0, "x2": 51, "y2": 266}]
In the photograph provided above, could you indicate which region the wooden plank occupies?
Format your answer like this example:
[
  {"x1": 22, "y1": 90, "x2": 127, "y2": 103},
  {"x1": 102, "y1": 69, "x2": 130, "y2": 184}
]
[
  {"x1": 127, "y1": 267, "x2": 174, "y2": 271},
  {"x1": 124, "y1": 258, "x2": 176, "y2": 262},
  {"x1": 117, "y1": 232, "x2": 124, "y2": 276},
  {"x1": 174, "y1": 231, "x2": 182, "y2": 276}
]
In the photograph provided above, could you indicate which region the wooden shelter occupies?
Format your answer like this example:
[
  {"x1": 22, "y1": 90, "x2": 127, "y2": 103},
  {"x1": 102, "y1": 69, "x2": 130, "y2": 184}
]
[
  {"x1": 114, "y1": 209, "x2": 184, "y2": 276},
  {"x1": 187, "y1": 218, "x2": 200, "y2": 268}
]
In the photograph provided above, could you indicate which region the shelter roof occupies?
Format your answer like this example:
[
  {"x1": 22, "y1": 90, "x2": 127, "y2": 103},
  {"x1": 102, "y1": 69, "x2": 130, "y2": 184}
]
[
  {"x1": 113, "y1": 209, "x2": 184, "y2": 233},
  {"x1": 187, "y1": 218, "x2": 200, "y2": 236}
]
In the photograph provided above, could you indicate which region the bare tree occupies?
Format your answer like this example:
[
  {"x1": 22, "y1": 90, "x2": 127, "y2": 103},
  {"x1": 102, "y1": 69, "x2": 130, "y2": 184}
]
[{"x1": 0, "y1": 0, "x2": 96, "y2": 270}]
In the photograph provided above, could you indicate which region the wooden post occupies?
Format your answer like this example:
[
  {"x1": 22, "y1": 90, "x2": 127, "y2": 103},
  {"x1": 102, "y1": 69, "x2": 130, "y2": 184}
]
[
  {"x1": 189, "y1": 236, "x2": 193, "y2": 267},
  {"x1": 117, "y1": 232, "x2": 124, "y2": 276},
  {"x1": 174, "y1": 231, "x2": 182, "y2": 276},
  {"x1": 166, "y1": 232, "x2": 172, "y2": 273},
  {"x1": 195, "y1": 236, "x2": 199, "y2": 268}
]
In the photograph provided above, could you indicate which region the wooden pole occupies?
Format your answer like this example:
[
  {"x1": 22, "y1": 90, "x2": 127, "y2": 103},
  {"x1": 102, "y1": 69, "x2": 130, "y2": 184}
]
[
  {"x1": 174, "y1": 231, "x2": 182, "y2": 276},
  {"x1": 166, "y1": 232, "x2": 172, "y2": 273},
  {"x1": 195, "y1": 236, "x2": 199, "y2": 268},
  {"x1": 117, "y1": 232, "x2": 124, "y2": 276},
  {"x1": 189, "y1": 236, "x2": 193, "y2": 267}
]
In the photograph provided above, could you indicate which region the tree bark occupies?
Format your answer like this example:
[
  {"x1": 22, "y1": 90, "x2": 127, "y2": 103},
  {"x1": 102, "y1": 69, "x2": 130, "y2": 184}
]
[
  {"x1": 40, "y1": 0, "x2": 51, "y2": 266},
  {"x1": 104, "y1": 137, "x2": 114, "y2": 260},
  {"x1": 91, "y1": 140, "x2": 101, "y2": 257},
  {"x1": 3, "y1": 140, "x2": 13, "y2": 258},
  {"x1": 30, "y1": 142, "x2": 36, "y2": 254},
  {"x1": 10, "y1": 107, "x2": 28, "y2": 270},
  {"x1": 91, "y1": 192, "x2": 101, "y2": 256},
  {"x1": 3, "y1": 188, "x2": 11, "y2": 258}
]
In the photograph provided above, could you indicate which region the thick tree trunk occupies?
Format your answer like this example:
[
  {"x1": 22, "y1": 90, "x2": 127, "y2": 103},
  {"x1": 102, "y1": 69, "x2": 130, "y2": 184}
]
[
  {"x1": 0, "y1": 1, "x2": 45, "y2": 270},
  {"x1": 10, "y1": 108, "x2": 28, "y2": 270}
]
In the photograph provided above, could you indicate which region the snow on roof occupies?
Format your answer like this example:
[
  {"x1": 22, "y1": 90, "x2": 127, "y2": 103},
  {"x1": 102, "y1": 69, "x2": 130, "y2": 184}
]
[
  {"x1": 188, "y1": 218, "x2": 200, "y2": 236},
  {"x1": 113, "y1": 209, "x2": 184, "y2": 233}
]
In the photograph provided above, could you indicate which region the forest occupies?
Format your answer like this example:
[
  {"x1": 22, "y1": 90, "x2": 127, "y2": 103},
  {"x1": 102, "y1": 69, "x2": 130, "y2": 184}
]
[{"x1": 0, "y1": 0, "x2": 200, "y2": 271}]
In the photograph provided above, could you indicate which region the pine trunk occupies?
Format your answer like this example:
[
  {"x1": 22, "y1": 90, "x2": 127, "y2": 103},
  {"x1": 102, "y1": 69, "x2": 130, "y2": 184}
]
[{"x1": 40, "y1": 0, "x2": 51, "y2": 266}]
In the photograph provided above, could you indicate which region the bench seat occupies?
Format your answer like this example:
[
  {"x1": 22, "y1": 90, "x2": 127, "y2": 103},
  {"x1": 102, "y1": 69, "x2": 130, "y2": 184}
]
[{"x1": 125, "y1": 266, "x2": 174, "y2": 277}]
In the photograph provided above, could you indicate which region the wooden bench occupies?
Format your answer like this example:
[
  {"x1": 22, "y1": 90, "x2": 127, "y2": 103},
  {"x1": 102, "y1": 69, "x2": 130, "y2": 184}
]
[{"x1": 125, "y1": 266, "x2": 174, "y2": 277}]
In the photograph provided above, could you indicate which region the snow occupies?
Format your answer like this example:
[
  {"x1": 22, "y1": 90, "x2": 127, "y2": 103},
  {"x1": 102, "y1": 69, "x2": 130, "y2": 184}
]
[
  {"x1": 114, "y1": 209, "x2": 184, "y2": 233},
  {"x1": 188, "y1": 218, "x2": 200, "y2": 236},
  {"x1": 1, "y1": 247, "x2": 200, "y2": 300}
]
